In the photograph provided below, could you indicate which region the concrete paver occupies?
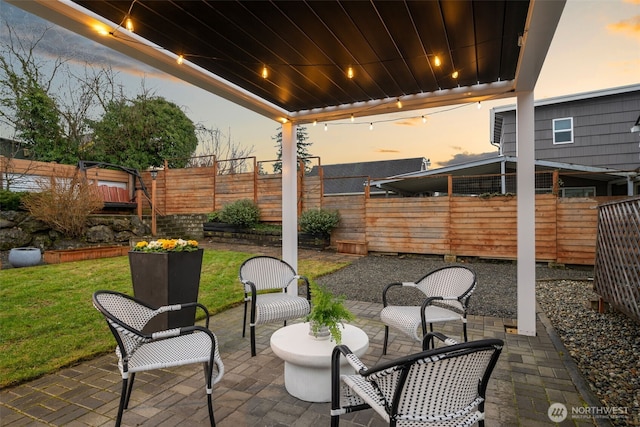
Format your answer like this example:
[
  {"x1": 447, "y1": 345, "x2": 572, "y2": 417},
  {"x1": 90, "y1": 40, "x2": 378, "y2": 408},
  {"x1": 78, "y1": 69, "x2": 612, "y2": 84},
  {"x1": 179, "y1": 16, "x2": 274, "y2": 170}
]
[{"x1": 1, "y1": 244, "x2": 605, "y2": 426}]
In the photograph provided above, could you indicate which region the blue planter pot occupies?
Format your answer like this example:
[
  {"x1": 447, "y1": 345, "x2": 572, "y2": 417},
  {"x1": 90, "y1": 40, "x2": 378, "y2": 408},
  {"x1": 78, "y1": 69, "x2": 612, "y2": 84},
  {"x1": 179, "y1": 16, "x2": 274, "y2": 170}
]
[{"x1": 8, "y1": 247, "x2": 42, "y2": 268}]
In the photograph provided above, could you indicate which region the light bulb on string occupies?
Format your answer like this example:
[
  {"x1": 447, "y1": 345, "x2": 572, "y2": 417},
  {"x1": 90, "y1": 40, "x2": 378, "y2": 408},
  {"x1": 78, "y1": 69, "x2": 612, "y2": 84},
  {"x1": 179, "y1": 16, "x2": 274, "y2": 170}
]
[
  {"x1": 477, "y1": 101, "x2": 482, "y2": 109},
  {"x1": 351, "y1": 114, "x2": 355, "y2": 122},
  {"x1": 451, "y1": 70, "x2": 459, "y2": 79},
  {"x1": 422, "y1": 115, "x2": 427, "y2": 124},
  {"x1": 125, "y1": 17, "x2": 134, "y2": 32},
  {"x1": 313, "y1": 120, "x2": 317, "y2": 127},
  {"x1": 369, "y1": 122, "x2": 373, "y2": 131},
  {"x1": 324, "y1": 123, "x2": 328, "y2": 132},
  {"x1": 176, "y1": 55, "x2": 184, "y2": 65},
  {"x1": 434, "y1": 55, "x2": 441, "y2": 67},
  {"x1": 397, "y1": 99, "x2": 403, "y2": 109},
  {"x1": 261, "y1": 65, "x2": 268, "y2": 79},
  {"x1": 347, "y1": 66, "x2": 355, "y2": 79}
]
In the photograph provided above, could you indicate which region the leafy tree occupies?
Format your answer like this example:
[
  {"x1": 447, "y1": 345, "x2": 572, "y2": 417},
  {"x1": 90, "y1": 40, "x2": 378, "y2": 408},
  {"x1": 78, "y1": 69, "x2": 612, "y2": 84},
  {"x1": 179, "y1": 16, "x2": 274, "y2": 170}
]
[
  {"x1": 0, "y1": 23, "x2": 67, "y2": 162},
  {"x1": 14, "y1": 82, "x2": 70, "y2": 162},
  {"x1": 0, "y1": 20, "x2": 122, "y2": 165},
  {"x1": 272, "y1": 126, "x2": 313, "y2": 173},
  {"x1": 88, "y1": 95, "x2": 198, "y2": 169}
]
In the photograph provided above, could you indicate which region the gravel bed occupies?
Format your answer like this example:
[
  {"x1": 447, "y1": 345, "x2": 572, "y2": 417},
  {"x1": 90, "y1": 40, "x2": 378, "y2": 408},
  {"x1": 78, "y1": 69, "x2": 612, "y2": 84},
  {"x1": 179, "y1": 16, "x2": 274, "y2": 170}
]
[
  {"x1": 316, "y1": 253, "x2": 593, "y2": 318},
  {"x1": 316, "y1": 253, "x2": 638, "y2": 425},
  {"x1": 537, "y1": 280, "x2": 639, "y2": 426}
]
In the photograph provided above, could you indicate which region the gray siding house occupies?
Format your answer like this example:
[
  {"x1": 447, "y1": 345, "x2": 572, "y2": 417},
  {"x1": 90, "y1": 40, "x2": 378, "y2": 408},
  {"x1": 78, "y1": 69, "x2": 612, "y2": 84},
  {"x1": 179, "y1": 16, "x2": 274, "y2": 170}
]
[
  {"x1": 370, "y1": 85, "x2": 639, "y2": 197},
  {"x1": 492, "y1": 84, "x2": 640, "y2": 171}
]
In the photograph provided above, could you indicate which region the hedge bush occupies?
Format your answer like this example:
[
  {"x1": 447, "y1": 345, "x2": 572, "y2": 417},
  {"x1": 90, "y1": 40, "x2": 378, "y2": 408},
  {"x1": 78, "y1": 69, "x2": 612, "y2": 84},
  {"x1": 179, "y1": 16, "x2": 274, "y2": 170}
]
[
  {"x1": 0, "y1": 190, "x2": 27, "y2": 211},
  {"x1": 299, "y1": 208, "x2": 340, "y2": 236},
  {"x1": 219, "y1": 199, "x2": 261, "y2": 228}
]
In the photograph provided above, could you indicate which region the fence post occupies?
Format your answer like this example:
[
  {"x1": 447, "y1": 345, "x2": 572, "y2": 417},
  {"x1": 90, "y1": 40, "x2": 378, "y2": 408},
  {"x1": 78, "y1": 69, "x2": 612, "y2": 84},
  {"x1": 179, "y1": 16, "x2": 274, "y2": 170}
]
[{"x1": 136, "y1": 189, "x2": 143, "y2": 219}]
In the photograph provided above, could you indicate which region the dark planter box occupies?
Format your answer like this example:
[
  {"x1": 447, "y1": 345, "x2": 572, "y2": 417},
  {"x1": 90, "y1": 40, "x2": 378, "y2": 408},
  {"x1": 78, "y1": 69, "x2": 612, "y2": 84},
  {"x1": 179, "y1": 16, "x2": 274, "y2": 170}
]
[
  {"x1": 203, "y1": 223, "x2": 330, "y2": 249},
  {"x1": 128, "y1": 249, "x2": 204, "y2": 333}
]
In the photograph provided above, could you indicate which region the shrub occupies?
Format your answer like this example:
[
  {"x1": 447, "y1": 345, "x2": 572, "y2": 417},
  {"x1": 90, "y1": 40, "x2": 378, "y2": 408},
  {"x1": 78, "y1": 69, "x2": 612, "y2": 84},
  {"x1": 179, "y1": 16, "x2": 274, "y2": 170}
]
[
  {"x1": 21, "y1": 173, "x2": 104, "y2": 238},
  {"x1": 207, "y1": 211, "x2": 221, "y2": 222},
  {"x1": 299, "y1": 208, "x2": 340, "y2": 236},
  {"x1": 219, "y1": 199, "x2": 260, "y2": 228},
  {"x1": 0, "y1": 190, "x2": 28, "y2": 211}
]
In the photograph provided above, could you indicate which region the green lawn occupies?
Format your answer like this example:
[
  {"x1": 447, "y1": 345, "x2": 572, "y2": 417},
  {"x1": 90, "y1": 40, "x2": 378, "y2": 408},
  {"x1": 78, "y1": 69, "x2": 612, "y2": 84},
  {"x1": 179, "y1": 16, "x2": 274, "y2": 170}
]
[{"x1": 0, "y1": 249, "x2": 349, "y2": 388}]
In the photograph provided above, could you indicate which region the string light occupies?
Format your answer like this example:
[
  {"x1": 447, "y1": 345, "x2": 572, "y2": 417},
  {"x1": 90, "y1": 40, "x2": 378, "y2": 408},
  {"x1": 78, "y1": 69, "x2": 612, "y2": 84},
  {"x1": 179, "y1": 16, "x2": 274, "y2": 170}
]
[
  {"x1": 261, "y1": 65, "x2": 269, "y2": 79},
  {"x1": 350, "y1": 114, "x2": 355, "y2": 122},
  {"x1": 477, "y1": 101, "x2": 482, "y2": 109},
  {"x1": 324, "y1": 123, "x2": 328, "y2": 131},
  {"x1": 347, "y1": 66, "x2": 355, "y2": 79},
  {"x1": 125, "y1": 17, "x2": 134, "y2": 32},
  {"x1": 313, "y1": 120, "x2": 317, "y2": 126},
  {"x1": 434, "y1": 55, "x2": 441, "y2": 67},
  {"x1": 176, "y1": 54, "x2": 184, "y2": 65},
  {"x1": 95, "y1": 25, "x2": 110, "y2": 36},
  {"x1": 451, "y1": 70, "x2": 459, "y2": 79},
  {"x1": 397, "y1": 99, "x2": 403, "y2": 109},
  {"x1": 313, "y1": 98, "x2": 490, "y2": 131}
]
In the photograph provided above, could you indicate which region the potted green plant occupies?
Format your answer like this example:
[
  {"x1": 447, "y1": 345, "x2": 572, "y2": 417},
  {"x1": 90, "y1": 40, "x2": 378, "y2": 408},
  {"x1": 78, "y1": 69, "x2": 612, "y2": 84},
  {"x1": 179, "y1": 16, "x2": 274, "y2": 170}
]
[{"x1": 307, "y1": 282, "x2": 354, "y2": 344}]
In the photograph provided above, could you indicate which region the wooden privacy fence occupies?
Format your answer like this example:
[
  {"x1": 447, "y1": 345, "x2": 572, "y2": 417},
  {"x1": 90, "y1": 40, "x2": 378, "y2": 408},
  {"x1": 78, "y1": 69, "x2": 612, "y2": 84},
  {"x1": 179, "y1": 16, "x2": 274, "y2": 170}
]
[
  {"x1": 2, "y1": 156, "x2": 627, "y2": 265},
  {"x1": 593, "y1": 197, "x2": 640, "y2": 322},
  {"x1": 360, "y1": 194, "x2": 621, "y2": 265}
]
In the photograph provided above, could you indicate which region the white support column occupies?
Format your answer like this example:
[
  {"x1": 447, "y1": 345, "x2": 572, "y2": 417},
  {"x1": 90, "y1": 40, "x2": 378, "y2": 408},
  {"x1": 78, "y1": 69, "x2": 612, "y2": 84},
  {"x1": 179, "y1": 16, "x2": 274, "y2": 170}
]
[
  {"x1": 516, "y1": 91, "x2": 536, "y2": 336},
  {"x1": 281, "y1": 122, "x2": 298, "y2": 288}
]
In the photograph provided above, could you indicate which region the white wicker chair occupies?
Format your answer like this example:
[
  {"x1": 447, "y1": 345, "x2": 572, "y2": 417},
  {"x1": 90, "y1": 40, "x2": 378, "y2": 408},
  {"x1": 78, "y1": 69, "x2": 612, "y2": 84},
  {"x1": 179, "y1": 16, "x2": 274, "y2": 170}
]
[
  {"x1": 330, "y1": 334, "x2": 503, "y2": 427},
  {"x1": 380, "y1": 266, "x2": 477, "y2": 354},
  {"x1": 92, "y1": 291, "x2": 224, "y2": 427},
  {"x1": 239, "y1": 256, "x2": 311, "y2": 356}
]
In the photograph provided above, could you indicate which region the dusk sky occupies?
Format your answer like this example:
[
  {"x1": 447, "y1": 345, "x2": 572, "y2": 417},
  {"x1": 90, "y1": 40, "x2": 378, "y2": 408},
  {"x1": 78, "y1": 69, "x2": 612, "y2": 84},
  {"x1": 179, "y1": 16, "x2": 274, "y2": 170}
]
[{"x1": 1, "y1": 0, "x2": 639, "y2": 169}]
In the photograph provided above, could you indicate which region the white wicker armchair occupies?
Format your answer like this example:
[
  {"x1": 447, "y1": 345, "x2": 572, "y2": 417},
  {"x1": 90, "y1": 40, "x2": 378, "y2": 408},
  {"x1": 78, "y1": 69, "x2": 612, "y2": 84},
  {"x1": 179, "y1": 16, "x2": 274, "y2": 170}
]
[
  {"x1": 239, "y1": 256, "x2": 311, "y2": 356},
  {"x1": 92, "y1": 291, "x2": 224, "y2": 427},
  {"x1": 380, "y1": 266, "x2": 477, "y2": 354},
  {"x1": 330, "y1": 334, "x2": 503, "y2": 427}
]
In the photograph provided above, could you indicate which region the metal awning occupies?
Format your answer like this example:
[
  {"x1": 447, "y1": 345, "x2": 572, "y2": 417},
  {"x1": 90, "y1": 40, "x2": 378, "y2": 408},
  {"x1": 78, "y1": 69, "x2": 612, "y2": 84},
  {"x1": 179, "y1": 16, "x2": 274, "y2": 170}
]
[{"x1": 10, "y1": 1, "x2": 563, "y2": 123}]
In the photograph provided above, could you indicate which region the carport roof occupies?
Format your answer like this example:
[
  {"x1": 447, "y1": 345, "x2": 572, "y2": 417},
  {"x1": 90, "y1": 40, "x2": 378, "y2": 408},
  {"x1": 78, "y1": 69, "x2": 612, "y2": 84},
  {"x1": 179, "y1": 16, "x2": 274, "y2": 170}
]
[
  {"x1": 9, "y1": 0, "x2": 565, "y2": 124},
  {"x1": 370, "y1": 156, "x2": 632, "y2": 195}
]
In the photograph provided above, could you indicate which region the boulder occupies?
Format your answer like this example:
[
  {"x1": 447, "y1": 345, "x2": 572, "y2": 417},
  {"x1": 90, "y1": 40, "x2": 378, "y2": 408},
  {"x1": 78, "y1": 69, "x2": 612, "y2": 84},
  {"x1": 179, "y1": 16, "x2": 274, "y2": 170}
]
[
  {"x1": 85, "y1": 225, "x2": 115, "y2": 243},
  {"x1": 0, "y1": 228, "x2": 32, "y2": 250}
]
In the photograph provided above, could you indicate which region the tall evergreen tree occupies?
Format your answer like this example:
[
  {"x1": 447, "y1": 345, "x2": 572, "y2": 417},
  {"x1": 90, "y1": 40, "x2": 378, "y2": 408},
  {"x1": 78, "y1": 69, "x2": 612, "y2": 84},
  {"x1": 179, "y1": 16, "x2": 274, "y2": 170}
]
[{"x1": 272, "y1": 126, "x2": 313, "y2": 173}]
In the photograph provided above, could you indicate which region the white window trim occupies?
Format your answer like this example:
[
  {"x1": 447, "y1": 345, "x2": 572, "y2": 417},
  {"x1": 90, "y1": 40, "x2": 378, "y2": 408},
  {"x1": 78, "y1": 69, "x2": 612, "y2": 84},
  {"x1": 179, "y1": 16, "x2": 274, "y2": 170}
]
[{"x1": 552, "y1": 117, "x2": 574, "y2": 145}]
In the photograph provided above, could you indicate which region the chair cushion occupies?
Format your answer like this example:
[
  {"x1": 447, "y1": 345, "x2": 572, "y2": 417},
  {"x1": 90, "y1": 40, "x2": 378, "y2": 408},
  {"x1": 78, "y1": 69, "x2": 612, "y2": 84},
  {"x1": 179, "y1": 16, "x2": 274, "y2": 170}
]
[
  {"x1": 118, "y1": 331, "x2": 212, "y2": 373},
  {"x1": 381, "y1": 305, "x2": 463, "y2": 341},
  {"x1": 255, "y1": 293, "x2": 310, "y2": 324}
]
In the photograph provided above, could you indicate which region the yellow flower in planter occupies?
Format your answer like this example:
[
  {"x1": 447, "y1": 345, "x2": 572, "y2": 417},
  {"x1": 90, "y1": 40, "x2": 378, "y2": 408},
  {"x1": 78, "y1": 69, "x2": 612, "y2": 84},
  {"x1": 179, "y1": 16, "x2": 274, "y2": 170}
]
[{"x1": 133, "y1": 238, "x2": 199, "y2": 253}]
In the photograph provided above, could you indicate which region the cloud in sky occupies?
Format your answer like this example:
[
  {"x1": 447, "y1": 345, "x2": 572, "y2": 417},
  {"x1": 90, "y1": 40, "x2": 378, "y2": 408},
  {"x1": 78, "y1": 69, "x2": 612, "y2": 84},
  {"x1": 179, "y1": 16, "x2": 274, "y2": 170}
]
[
  {"x1": 0, "y1": 4, "x2": 165, "y2": 79},
  {"x1": 436, "y1": 151, "x2": 498, "y2": 168},
  {"x1": 607, "y1": 15, "x2": 640, "y2": 40},
  {"x1": 393, "y1": 117, "x2": 423, "y2": 127}
]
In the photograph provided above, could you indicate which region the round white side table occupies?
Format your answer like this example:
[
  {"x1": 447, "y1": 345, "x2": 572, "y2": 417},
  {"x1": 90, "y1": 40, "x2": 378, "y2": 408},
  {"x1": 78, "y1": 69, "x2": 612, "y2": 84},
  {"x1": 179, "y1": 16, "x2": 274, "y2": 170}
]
[{"x1": 270, "y1": 322, "x2": 369, "y2": 402}]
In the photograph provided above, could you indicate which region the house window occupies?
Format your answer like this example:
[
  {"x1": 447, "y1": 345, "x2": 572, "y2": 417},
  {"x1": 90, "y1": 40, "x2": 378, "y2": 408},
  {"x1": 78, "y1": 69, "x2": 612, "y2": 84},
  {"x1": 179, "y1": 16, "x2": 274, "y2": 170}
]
[{"x1": 553, "y1": 117, "x2": 573, "y2": 144}]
